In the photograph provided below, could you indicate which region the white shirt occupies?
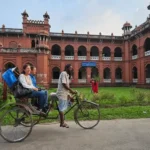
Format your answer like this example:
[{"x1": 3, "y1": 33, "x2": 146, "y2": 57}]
[
  {"x1": 19, "y1": 74, "x2": 35, "y2": 89},
  {"x1": 56, "y1": 71, "x2": 70, "y2": 100}
]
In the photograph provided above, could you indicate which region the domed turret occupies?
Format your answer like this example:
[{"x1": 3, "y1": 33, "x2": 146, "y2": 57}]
[{"x1": 122, "y1": 21, "x2": 132, "y2": 36}]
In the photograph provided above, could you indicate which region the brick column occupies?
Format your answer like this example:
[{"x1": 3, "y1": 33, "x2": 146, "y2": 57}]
[
  {"x1": 86, "y1": 67, "x2": 91, "y2": 83},
  {"x1": 36, "y1": 54, "x2": 49, "y2": 87},
  {"x1": 87, "y1": 50, "x2": 90, "y2": 60},
  {"x1": 49, "y1": 48, "x2": 52, "y2": 60},
  {"x1": 0, "y1": 55, "x2": 3, "y2": 83},
  {"x1": 73, "y1": 62, "x2": 79, "y2": 84},
  {"x1": 139, "y1": 47, "x2": 145, "y2": 85},
  {"x1": 99, "y1": 63, "x2": 103, "y2": 84},
  {"x1": 99, "y1": 51, "x2": 102, "y2": 61},
  {"x1": 111, "y1": 64, "x2": 115, "y2": 84},
  {"x1": 111, "y1": 52, "x2": 114, "y2": 61},
  {"x1": 61, "y1": 50, "x2": 65, "y2": 60},
  {"x1": 74, "y1": 50, "x2": 78, "y2": 60},
  {"x1": 122, "y1": 52, "x2": 124, "y2": 61}
]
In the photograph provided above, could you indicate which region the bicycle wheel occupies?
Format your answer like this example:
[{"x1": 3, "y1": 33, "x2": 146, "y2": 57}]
[
  {"x1": 20, "y1": 114, "x2": 41, "y2": 127},
  {"x1": 74, "y1": 101, "x2": 100, "y2": 129},
  {"x1": 0, "y1": 107, "x2": 33, "y2": 143}
]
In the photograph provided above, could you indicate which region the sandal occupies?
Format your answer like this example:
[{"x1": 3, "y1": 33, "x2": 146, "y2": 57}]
[{"x1": 60, "y1": 123, "x2": 69, "y2": 128}]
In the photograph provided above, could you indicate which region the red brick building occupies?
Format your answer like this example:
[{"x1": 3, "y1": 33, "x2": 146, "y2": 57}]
[{"x1": 0, "y1": 8, "x2": 150, "y2": 88}]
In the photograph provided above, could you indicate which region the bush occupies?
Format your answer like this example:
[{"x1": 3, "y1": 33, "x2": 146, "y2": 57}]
[
  {"x1": 92, "y1": 93, "x2": 101, "y2": 102},
  {"x1": 146, "y1": 92, "x2": 150, "y2": 104},
  {"x1": 119, "y1": 96, "x2": 133, "y2": 106},
  {"x1": 133, "y1": 91, "x2": 146, "y2": 105},
  {"x1": 0, "y1": 82, "x2": 3, "y2": 107},
  {"x1": 0, "y1": 82, "x2": 3, "y2": 96},
  {"x1": 99, "y1": 92, "x2": 115, "y2": 101}
]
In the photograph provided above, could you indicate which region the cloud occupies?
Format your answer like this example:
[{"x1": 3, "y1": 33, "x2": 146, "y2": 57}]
[
  {"x1": 52, "y1": 1, "x2": 125, "y2": 35},
  {"x1": 75, "y1": 9, "x2": 124, "y2": 35},
  {"x1": 136, "y1": 8, "x2": 139, "y2": 12}
]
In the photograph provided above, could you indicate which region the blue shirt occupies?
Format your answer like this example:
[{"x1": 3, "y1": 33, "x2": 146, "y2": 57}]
[{"x1": 30, "y1": 74, "x2": 37, "y2": 87}]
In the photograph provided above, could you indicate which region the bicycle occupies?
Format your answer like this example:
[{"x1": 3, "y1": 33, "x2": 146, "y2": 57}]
[{"x1": 0, "y1": 91, "x2": 100, "y2": 143}]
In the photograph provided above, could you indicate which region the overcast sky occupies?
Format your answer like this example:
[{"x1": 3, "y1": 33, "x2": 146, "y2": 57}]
[{"x1": 0, "y1": 0, "x2": 150, "y2": 35}]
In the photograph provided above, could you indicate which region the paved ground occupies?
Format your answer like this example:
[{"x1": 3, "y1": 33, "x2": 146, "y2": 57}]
[{"x1": 1, "y1": 119, "x2": 150, "y2": 150}]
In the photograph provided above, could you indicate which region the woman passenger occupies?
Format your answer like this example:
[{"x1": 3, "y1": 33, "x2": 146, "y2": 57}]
[{"x1": 19, "y1": 64, "x2": 48, "y2": 113}]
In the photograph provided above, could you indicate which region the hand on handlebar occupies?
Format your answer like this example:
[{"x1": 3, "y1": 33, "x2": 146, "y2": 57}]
[{"x1": 70, "y1": 90, "x2": 77, "y2": 95}]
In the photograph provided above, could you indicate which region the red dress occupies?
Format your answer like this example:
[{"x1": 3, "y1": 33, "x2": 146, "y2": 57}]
[{"x1": 90, "y1": 80, "x2": 98, "y2": 93}]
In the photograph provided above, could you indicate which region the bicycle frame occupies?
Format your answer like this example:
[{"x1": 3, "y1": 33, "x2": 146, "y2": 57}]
[{"x1": 46, "y1": 95, "x2": 81, "y2": 120}]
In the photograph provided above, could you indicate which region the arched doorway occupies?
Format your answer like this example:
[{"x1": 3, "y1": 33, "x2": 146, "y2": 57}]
[
  {"x1": 52, "y1": 67, "x2": 60, "y2": 79},
  {"x1": 78, "y1": 67, "x2": 86, "y2": 83},
  {"x1": 115, "y1": 68, "x2": 122, "y2": 83},
  {"x1": 144, "y1": 38, "x2": 150, "y2": 56},
  {"x1": 52, "y1": 67, "x2": 60, "y2": 83},
  {"x1": 103, "y1": 68, "x2": 111, "y2": 83},
  {"x1": 146, "y1": 64, "x2": 150, "y2": 83},
  {"x1": 132, "y1": 67, "x2": 138, "y2": 83},
  {"x1": 4, "y1": 62, "x2": 15, "y2": 70},
  {"x1": 91, "y1": 67, "x2": 99, "y2": 78}
]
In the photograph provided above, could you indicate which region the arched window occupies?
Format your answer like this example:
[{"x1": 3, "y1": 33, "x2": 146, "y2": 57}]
[
  {"x1": 51, "y1": 44, "x2": 61, "y2": 55},
  {"x1": 4, "y1": 62, "x2": 15, "y2": 70},
  {"x1": 115, "y1": 68, "x2": 122, "y2": 79},
  {"x1": 103, "y1": 68, "x2": 111, "y2": 79},
  {"x1": 78, "y1": 46, "x2": 87, "y2": 56},
  {"x1": 132, "y1": 67, "x2": 138, "y2": 79},
  {"x1": 78, "y1": 67, "x2": 86, "y2": 79},
  {"x1": 146, "y1": 64, "x2": 150, "y2": 78},
  {"x1": 52, "y1": 67, "x2": 60, "y2": 79},
  {"x1": 90, "y1": 46, "x2": 99, "y2": 56},
  {"x1": 31, "y1": 40, "x2": 35, "y2": 48},
  {"x1": 132, "y1": 45, "x2": 138, "y2": 56},
  {"x1": 102, "y1": 47, "x2": 111, "y2": 57},
  {"x1": 65, "y1": 45, "x2": 74, "y2": 56},
  {"x1": 91, "y1": 67, "x2": 99, "y2": 78},
  {"x1": 114, "y1": 47, "x2": 122, "y2": 57},
  {"x1": 144, "y1": 38, "x2": 150, "y2": 52}
]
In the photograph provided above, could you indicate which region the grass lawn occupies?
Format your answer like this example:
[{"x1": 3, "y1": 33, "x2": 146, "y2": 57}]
[
  {"x1": 0, "y1": 87, "x2": 150, "y2": 122},
  {"x1": 45, "y1": 87, "x2": 150, "y2": 121}
]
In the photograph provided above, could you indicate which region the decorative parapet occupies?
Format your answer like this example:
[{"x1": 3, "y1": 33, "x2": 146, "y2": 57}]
[
  {"x1": 0, "y1": 28, "x2": 23, "y2": 33},
  {"x1": 27, "y1": 20, "x2": 44, "y2": 24},
  {"x1": 50, "y1": 32, "x2": 123, "y2": 40},
  {"x1": 0, "y1": 48, "x2": 50, "y2": 54}
]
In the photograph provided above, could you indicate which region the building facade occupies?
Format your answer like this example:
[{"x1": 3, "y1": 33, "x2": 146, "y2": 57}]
[{"x1": 0, "y1": 8, "x2": 150, "y2": 88}]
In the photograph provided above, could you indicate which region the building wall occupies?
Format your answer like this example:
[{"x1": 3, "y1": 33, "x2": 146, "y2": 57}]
[{"x1": 0, "y1": 13, "x2": 150, "y2": 88}]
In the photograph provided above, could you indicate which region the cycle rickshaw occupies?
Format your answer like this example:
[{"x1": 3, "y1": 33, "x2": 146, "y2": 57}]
[{"x1": 0, "y1": 68, "x2": 100, "y2": 143}]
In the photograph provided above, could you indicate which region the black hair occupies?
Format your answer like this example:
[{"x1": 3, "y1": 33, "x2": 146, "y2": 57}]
[
  {"x1": 64, "y1": 64, "x2": 72, "y2": 79},
  {"x1": 64, "y1": 64, "x2": 71, "y2": 71},
  {"x1": 31, "y1": 66, "x2": 36, "y2": 71},
  {"x1": 22, "y1": 64, "x2": 31, "y2": 74}
]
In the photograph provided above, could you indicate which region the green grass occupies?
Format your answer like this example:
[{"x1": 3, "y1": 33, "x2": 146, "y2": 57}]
[
  {"x1": 49, "y1": 87, "x2": 150, "y2": 100},
  {"x1": 1, "y1": 87, "x2": 150, "y2": 123}
]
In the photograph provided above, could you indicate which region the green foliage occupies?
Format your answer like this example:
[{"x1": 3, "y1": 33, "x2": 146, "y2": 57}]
[
  {"x1": 92, "y1": 93, "x2": 101, "y2": 102},
  {"x1": 99, "y1": 92, "x2": 115, "y2": 101},
  {"x1": 0, "y1": 82, "x2": 3, "y2": 107},
  {"x1": 0, "y1": 82, "x2": 3, "y2": 97},
  {"x1": 119, "y1": 96, "x2": 132, "y2": 106},
  {"x1": 93, "y1": 75, "x2": 100, "y2": 82}
]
